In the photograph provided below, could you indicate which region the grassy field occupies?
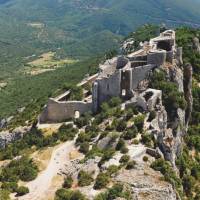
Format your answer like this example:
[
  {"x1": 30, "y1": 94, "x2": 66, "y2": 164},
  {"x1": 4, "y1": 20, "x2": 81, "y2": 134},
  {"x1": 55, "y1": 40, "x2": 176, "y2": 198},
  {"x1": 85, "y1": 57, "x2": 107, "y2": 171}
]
[{"x1": 24, "y1": 52, "x2": 78, "y2": 75}]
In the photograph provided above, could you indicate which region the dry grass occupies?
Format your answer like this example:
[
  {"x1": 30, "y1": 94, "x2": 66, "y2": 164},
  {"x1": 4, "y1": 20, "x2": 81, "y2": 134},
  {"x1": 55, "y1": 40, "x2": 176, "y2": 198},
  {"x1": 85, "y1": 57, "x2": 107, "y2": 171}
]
[
  {"x1": 32, "y1": 147, "x2": 54, "y2": 171},
  {"x1": 28, "y1": 52, "x2": 55, "y2": 66},
  {"x1": 25, "y1": 51, "x2": 78, "y2": 75},
  {"x1": 43, "y1": 175, "x2": 64, "y2": 200},
  {"x1": 38, "y1": 123, "x2": 62, "y2": 137},
  {"x1": 69, "y1": 150, "x2": 82, "y2": 160}
]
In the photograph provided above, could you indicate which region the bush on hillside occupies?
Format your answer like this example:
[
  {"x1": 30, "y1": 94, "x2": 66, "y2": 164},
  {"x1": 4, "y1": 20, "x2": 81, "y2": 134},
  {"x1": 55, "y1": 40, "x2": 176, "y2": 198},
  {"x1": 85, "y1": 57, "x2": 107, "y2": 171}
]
[
  {"x1": 79, "y1": 142, "x2": 90, "y2": 154},
  {"x1": 94, "y1": 173, "x2": 110, "y2": 190},
  {"x1": 16, "y1": 186, "x2": 29, "y2": 196},
  {"x1": 55, "y1": 189, "x2": 86, "y2": 200},
  {"x1": 78, "y1": 171, "x2": 93, "y2": 187},
  {"x1": 63, "y1": 176, "x2": 73, "y2": 189},
  {"x1": 119, "y1": 155, "x2": 130, "y2": 164}
]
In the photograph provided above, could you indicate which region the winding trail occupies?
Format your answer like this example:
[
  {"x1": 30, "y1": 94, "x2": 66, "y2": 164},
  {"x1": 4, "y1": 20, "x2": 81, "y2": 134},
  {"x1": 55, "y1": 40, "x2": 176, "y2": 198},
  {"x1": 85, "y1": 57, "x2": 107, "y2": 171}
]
[{"x1": 16, "y1": 140, "x2": 76, "y2": 200}]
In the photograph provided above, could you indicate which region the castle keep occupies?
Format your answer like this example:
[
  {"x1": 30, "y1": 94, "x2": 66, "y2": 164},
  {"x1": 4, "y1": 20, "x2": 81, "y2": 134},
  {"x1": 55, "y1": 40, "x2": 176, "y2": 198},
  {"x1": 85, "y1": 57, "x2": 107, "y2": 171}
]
[{"x1": 39, "y1": 30, "x2": 182, "y2": 124}]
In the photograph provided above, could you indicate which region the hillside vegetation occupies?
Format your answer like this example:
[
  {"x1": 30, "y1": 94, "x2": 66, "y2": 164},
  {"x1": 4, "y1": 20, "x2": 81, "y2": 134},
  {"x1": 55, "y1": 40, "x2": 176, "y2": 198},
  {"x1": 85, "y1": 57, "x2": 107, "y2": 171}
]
[
  {"x1": 1, "y1": 0, "x2": 200, "y2": 122},
  {"x1": 0, "y1": 25, "x2": 200, "y2": 200}
]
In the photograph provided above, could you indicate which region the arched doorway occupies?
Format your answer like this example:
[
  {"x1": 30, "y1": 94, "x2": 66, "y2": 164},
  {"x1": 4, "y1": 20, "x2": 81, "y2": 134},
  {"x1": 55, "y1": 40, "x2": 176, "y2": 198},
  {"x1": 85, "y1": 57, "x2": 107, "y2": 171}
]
[{"x1": 74, "y1": 111, "x2": 80, "y2": 119}]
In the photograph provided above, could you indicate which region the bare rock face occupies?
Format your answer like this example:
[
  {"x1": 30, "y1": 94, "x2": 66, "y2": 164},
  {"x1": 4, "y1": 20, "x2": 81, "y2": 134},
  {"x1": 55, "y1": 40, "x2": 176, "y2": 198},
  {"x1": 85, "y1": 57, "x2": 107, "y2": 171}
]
[
  {"x1": 193, "y1": 37, "x2": 200, "y2": 53},
  {"x1": 153, "y1": 62, "x2": 193, "y2": 166},
  {"x1": 97, "y1": 133, "x2": 119, "y2": 150},
  {"x1": 0, "y1": 118, "x2": 7, "y2": 129},
  {"x1": 0, "y1": 116, "x2": 14, "y2": 129},
  {"x1": 184, "y1": 63, "x2": 193, "y2": 129},
  {"x1": 114, "y1": 167, "x2": 179, "y2": 200},
  {"x1": 0, "y1": 126, "x2": 31, "y2": 149}
]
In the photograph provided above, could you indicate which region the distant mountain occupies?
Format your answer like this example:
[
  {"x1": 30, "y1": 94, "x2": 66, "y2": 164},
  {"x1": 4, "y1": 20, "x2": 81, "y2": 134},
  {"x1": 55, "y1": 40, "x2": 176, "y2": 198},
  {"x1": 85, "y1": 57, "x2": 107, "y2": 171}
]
[
  {"x1": 0, "y1": 0, "x2": 200, "y2": 79},
  {"x1": 1, "y1": 0, "x2": 200, "y2": 121}
]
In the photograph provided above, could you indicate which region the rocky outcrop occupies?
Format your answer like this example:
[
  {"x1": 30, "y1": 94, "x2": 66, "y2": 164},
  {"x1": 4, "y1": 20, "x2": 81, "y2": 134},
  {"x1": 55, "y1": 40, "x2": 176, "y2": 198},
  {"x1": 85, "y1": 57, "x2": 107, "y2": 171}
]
[
  {"x1": 0, "y1": 118, "x2": 7, "y2": 129},
  {"x1": 149, "y1": 61, "x2": 192, "y2": 167},
  {"x1": 0, "y1": 116, "x2": 14, "y2": 129},
  {"x1": 97, "y1": 133, "x2": 119, "y2": 150},
  {"x1": 193, "y1": 37, "x2": 200, "y2": 53},
  {"x1": 184, "y1": 63, "x2": 193, "y2": 129},
  {"x1": 0, "y1": 126, "x2": 31, "y2": 149},
  {"x1": 114, "y1": 167, "x2": 179, "y2": 200}
]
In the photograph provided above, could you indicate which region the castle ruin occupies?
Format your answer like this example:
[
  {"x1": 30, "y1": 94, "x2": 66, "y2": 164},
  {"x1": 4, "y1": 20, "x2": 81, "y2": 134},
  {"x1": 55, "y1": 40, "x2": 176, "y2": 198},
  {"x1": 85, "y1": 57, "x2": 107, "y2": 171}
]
[{"x1": 39, "y1": 30, "x2": 182, "y2": 124}]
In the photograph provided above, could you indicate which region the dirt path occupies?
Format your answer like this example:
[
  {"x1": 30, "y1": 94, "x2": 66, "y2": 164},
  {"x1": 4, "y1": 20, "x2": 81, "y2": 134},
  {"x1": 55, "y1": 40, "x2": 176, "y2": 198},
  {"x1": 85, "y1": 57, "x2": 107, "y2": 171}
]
[{"x1": 15, "y1": 140, "x2": 76, "y2": 200}]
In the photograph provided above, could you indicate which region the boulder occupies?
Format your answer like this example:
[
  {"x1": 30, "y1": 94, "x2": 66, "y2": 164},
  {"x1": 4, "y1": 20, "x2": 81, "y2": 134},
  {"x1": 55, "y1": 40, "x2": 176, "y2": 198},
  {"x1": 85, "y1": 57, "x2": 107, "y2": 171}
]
[{"x1": 97, "y1": 133, "x2": 119, "y2": 150}]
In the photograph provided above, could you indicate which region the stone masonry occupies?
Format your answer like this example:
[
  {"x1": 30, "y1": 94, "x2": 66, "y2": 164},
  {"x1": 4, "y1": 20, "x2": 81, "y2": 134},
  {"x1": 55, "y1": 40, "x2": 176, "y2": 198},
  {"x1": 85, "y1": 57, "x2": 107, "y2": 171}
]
[{"x1": 39, "y1": 30, "x2": 181, "y2": 124}]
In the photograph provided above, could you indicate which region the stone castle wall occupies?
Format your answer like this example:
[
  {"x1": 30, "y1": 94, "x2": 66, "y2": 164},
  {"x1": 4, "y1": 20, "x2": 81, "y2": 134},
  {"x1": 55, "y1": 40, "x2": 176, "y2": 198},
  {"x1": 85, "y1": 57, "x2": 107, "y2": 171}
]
[
  {"x1": 39, "y1": 30, "x2": 178, "y2": 124},
  {"x1": 39, "y1": 99, "x2": 92, "y2": 123}
]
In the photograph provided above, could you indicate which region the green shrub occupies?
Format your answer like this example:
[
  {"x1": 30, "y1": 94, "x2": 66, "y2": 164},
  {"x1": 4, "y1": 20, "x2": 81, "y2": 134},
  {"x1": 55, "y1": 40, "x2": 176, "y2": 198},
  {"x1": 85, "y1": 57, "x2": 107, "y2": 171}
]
[
  {"x1": 123, "y1": 126, "x2": 138, "y2": 140},
  {"x1": 16, "y1": 186, "x2": 29, "y2": 196},
  {"x1": 116, "y1": 139, "x2": 125, "y2": 151},
  {"x1": 76, "y1": 132, "x2": 91, "y2": 145},
  {"x1": 20, "y1": 165, "x2": 38, "y2": 182},
  {"x1": 63, "y1": 84, "x2": 83, "y2": 101},
  {"x1": 1, "y1": 182, "x2": 18, "y2": 193},
  {"x1": 119, "y1": 155, "x2": 130, "y2": 164},
  {"x1": 194, "y1": 192, "x2": 200, "y2": 200},
  {"x1": 0, "y1": 189, "x2": 11, "y2": 200},
  {"x1": 94, "y1": 173, "x2": 110, "y2": 190},
  {"x1": 109, "y1": 97, "x2": 122, "y2": 108},
  {"x1": 75, "y1": 117, "x2": 89, "y2": 128},
  {"x1": 116, "y1": 119, "x2": 127, "y2": 132},
  {"x1": 120, "y1": 146, "x2": 129, "y2": 154},
  {"x1": 125, "y1": 108, "x2": 134, "y2": 120},
  {"x1": 79, "y1": 142, "x2": 90, "y2": 154},
  {"x1": 57, "y1": 124, "x2": 78, "y2": 142},
  {"x1": 85, "y1": 125, "x2": 99, "y2": 134},
  {"x1": 99, "y1": 131, "x2": 109, "y2": 140},
  {"x1": 126, "y1": 160, "x2": 136, "y2": 170},
  {"x1": 132, "y1": 139, "x2": 139, "y2": 145},
  {"x1": 134, "y1": 115, "x2": 145, "y2": 132},
  {"x1": 98, "y1": 149, "x2": 115, "y2": 167},
  {"x1": 94, "y1": 183, "x2": 131, "y2": 200},
  {"x1": 182, "y1": 175, "x2": 195, "y2": 196},
  {"x1": 141, "y1": 133, "x2": 153, "y2": 147},
  {"x1": 78, "y1": 171, "x2": 93, "y2": 187},
  {"x1": 63, "y1": 176, "x2": 73, "y2": 189},
  {"x1": 0, "y1": 156, "x2": 38, "y2": 183},
  {"x1": 85, "y1": 145, "x2": 103, "y2": 159},
  {"x1": 107, "y1": 165, "x2": 119, "y2": 176},
  {"x1": 126, "y1": 105, "x2": 139, "y2": 115},
  {"x1": 143, "y1": 156, "x2": 149, "y2": 162},
  {"x1": 151, "y1": 159, "x2": 182, "y2": 193},
  {"x1": 150, "y1": 70, "x2": 187, "y2": 116},
  {"x1": 191, "y1": 165, "x2": 200, "y2": 180},
  {"x1": 55, "y1": 189, "x2": 87, "y2": 200}
]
